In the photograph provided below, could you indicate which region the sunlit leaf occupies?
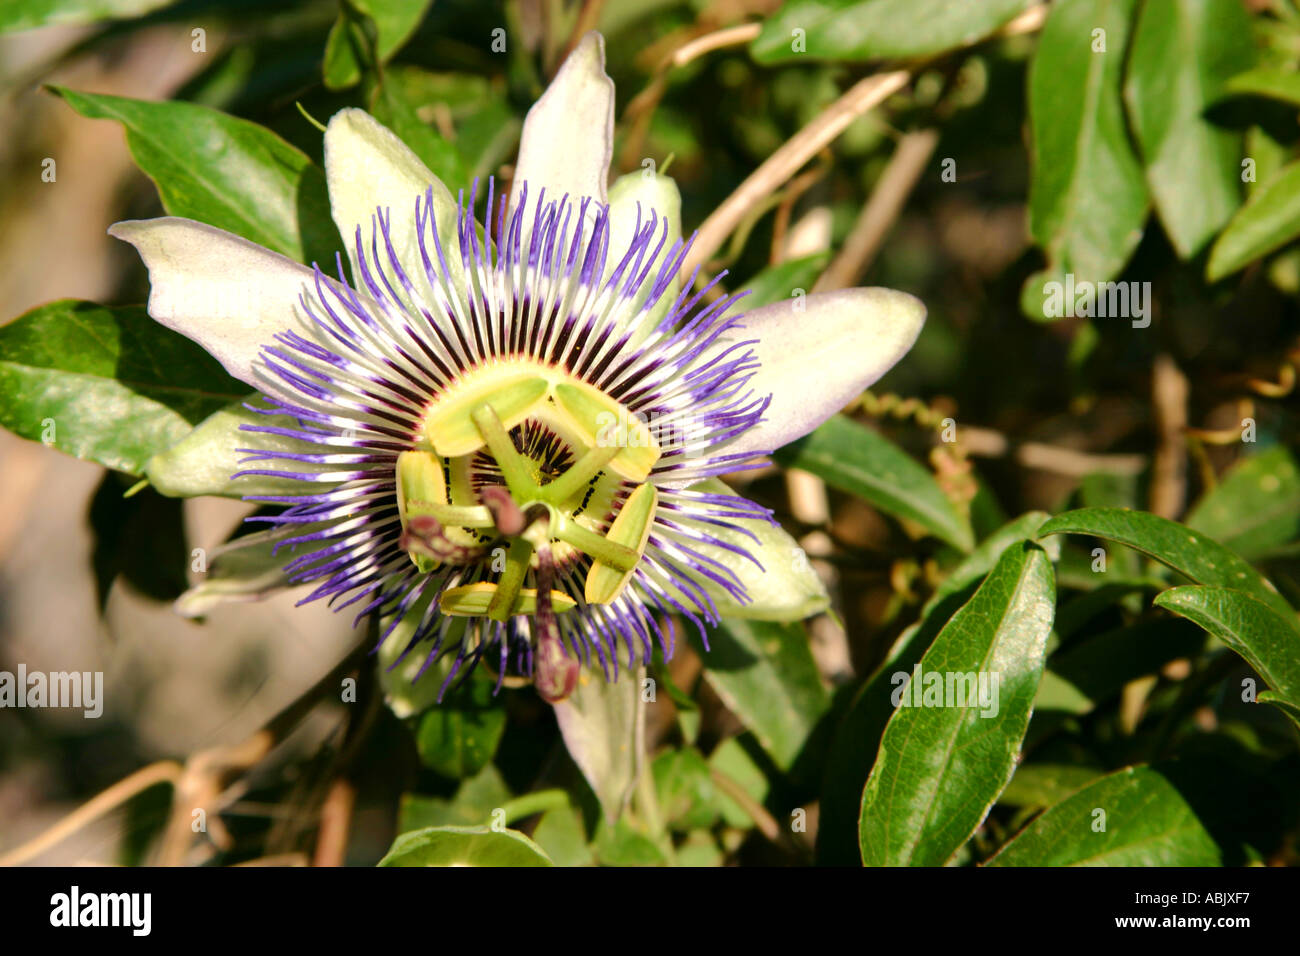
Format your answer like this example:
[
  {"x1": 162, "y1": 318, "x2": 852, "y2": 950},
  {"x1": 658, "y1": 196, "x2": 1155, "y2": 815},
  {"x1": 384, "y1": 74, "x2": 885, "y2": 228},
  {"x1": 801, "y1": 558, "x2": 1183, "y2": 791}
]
[
  {"x1": 1207, "y1": 160, "x2": 1300, "y2": 280},
  {"x1": 1186, "y1": 447, "x2": 1300, "y2": 560},
  {"x1": 697, "y1": 618, "x2": 829, "y2": 772},
  {"x1": 1037, "y1": 507, "x2": 1297, "y2": 624},
  {"x1": 1021, "y1": 0, "x2": 1148, "y2": 320},
  {"x1": 859, "y1": 542, "x2": 1055, "y2": 866},
  {"x1": 0, "y1": 300, "x2": 241, "y2": 475},
  {"x1": 751, "y1": 0, "x2": 1031, "y2": 63},
  {"x1": 987, "y1": 765, "x2": 1221, "y2": 866},
  {"x1": 1124, "y1": 0, "x2": 1254, "y2": 257},
  {"x1": 0, "y1": 0, "x2": 176, "y2": 33},
  {"x1": 377, "y1": 824, "x2": 552, "y2": 866},
  {"x1": 53, "y1": 87, "x2": 340, "y2": 265},
  {"x1": 1155, "y1": 585, "x2": 1300, "y2": 714}
]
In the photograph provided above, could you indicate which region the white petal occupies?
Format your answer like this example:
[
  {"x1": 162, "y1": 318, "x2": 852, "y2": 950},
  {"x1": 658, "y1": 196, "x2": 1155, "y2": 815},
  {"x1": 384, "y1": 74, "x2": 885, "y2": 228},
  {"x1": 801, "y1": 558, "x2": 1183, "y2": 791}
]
[
  {"x1": 509, "y1": 31, "x2": 614, "y2": 214},
  {"x1": 727, "y1": 287, "x2": 926, "y2": 456},
  {"x1": 323, "y1": 108, "x2": 459, "y2": 284},
  {"x1": 109, "y1": 217, "x2": 314, "y2": 388},
  {"x1": 685, "y1": 479, "x2": 829, "y2": 621},
  {"x1": 606, "y1": 169, "x2": 681, "y2": 338},
  {"x1": 552, "y1": 665, "x2": 641, "y2": 823}
]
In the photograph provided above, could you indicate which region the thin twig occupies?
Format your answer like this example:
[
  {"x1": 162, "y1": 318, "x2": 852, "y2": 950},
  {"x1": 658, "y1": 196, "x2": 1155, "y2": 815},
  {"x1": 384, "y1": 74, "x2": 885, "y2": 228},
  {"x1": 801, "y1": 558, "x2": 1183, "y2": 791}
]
[
  {"x1": 0, "y1": 761, "x2": 181, "y2": 866},
  {"x1": 709, "y1": 767, "x2": 781, "y2": 843},
  {"x1": 618, "y1": 22, "x2": 763, "y2": 172},
  {"x1": 683, "y1": 70, "x2": 911, "y2": 280},
  {"x1": 958, "y1": 425, "x2": 1148, "y2": 477},
  {"x1": 670, "y1": 23, "x2": 761, "y2": 67},
  {"x1": 234, "y1": 853, "x2": 310, "y2": 867},
  {"x1": 1150, "y1": 353, "x2": 1189, "y2": 519},
  {"x1": 682, "y1": 4, "x2": 1050, "y2": 281},
  {"x1": 157, "y1": 730, "x2": 275, "y2": 866},
  {"x1": 814, "y1": 129, "x2": 939, "y2": 291},
  {"x1": 312, "y1": 778, "x2": 356, "y2": 867},
  {"x1": 562, "y1": 0, "x2": 608, "y2": 62}
]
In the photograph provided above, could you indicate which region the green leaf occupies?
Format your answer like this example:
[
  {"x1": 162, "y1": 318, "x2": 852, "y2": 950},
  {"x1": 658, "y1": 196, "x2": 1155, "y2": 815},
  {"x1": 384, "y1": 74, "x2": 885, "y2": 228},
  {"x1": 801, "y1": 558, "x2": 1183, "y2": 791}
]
[
  {"x1": 739, "y1": 254, "x2": 830, "y2": 310},
  {"x1": 987, "y1": 765, "x2": 1221, "y2": 866},
  {"x1": 369, "y1": 71, "x2": 470, "y2": 188},
  {"x1": 145, "y1": 397, "x2": 308, "y2": 498},
  {"x1": 1221, "y1": 67, "x2": 1300, "y2": 107},
  {"x1": 687, "y1": 477, "x2": 828, "y2": 621},
  {"x1": 653, "y1": 747, "x2": 724, "y2": 831},
  {"x1": 1154, "y1": 586, "x2": 1300, "y2": 714},
  {"x1": 530, "y1": 803, "x2": 595, "y2": 867},
  {"x1": 1258, "y1": 691, "x2": 1300, "y2": 736},
  {"x1": 697, "y1": 619, "x2": 830, "y2": 772},
  {"x1": 593, "y1": 818, "x2": 666, "y2": 866},
  {"x1": 1021, "y1": 0, "x2": 1148, "y2": 320},
  {"x1": 377, "y1": 824, "x2": 552, "y2": 867},
  {"x1": 999, "y1": 763, "x2": 1107, "y2": 808},
  {"x1": 0, "y1": 300, "x2": 242, "y2": 475},
  {"x1": 1186, "y1": 447, "x2": 1300, "y2": 560},
  {"x1": 924, "y1": 511, "x2": 1052, "y2": 614},
  {"x1": 858, "y1": 541, "x2": 1056, "y2": 866},
  {"x1": 710, "y1": 737, "x2": 771, "y2": 830},
  {"x1": 456, "y1": 97, "x2": 521, "y2": 184},
  {"x1": 414, "y1": 673, "x2": 507, "y2": 779},
  {"x1": 0, "y1": 0, "x2": 175, "y2": 33},
  {"x1": 1037, "y1": 507, "x2": 1298, "y2": 625},
  {"x1": 775, "y1": 415, "x2": 974, "y2": 551},
  {"x1": 52, "y1": 87, "x2": 339, "y2": 265},
  {"x1": 817, "y1": 620, "x2": 936, "y2": 864},
  {"x1": 370, "y1": 68, "x2": 515, "y2": 185},
  {"x1": 1123, "y1": 0, "x2": 1254, "y2": 258},
  {"x1": 323, "y1": 0, "x2": 432, "y2": 91},
  {"x1": 817, "y1": 513, "x2": 1049, "y2": 863},
  {"x1": 750, "y1": 0, "x2": 1031, "y2": 64},
  {"x1": 1208, "y1": 160, "x2": 1300, "y2": 280},
  {"x1": 552, "y1": 668, "x2": 643, "y2": 824},
  {"x1": 397, "y1": 764, "x2": 511, "y2": 832},
  {"x1": 375, "y1": 594, "x2": 463, "y2": 718}
]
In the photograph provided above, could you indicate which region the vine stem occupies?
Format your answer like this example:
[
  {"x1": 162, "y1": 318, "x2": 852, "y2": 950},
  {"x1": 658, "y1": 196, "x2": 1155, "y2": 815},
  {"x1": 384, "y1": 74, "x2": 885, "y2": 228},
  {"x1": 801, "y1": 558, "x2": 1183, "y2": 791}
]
[
  {"x1": 681, "y1": 4, "x2": 1050, "y2": 281},
  {"x1": 0, "y1": 761, "x2": 182, "y2": 866}
]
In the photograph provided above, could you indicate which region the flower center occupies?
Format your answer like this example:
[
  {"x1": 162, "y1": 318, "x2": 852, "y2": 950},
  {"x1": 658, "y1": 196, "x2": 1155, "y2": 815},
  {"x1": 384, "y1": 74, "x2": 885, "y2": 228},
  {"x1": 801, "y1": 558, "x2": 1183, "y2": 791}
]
[{"x1": 395, "y1": 359, "x2": 662, "y2": 624}]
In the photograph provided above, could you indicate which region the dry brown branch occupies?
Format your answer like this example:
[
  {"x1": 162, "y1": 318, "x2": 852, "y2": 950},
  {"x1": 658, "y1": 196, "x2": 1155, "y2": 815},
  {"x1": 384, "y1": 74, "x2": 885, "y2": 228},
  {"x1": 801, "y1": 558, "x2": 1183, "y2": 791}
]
[
  {"x1": 670, "y1": 23, "x2": 761, "y2": 67},
  {"x1": 312, "y1": 779, "x2": 357, "y2": 867},
  {"x1": 682, "y1": 70, "x2": 911, "y2": 280},
  {"x1": 959, "y1": 425, "x2": 1147, "y2": 477},
  {"x1": 0, "y1": 761, "x2": 181, "y2": 866},
  {"x1": 814, "y1": 129, "x2": 939, "y2": 292},
  {"x1": 1150, "y1": 353, "x2": 1190, "y2": 518},
  {"x1": 683, "y1": 5, "x2": 1049, "y2": 282},
  {"x1": 157, "y1": 730, "x2": 275, "y2": 866}
]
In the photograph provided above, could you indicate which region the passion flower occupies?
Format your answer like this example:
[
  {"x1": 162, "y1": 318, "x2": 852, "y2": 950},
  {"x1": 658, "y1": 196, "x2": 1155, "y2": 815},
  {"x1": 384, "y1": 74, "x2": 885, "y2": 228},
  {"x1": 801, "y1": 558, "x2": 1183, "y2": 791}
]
[{"x1": 110, "y1": 33, "x2": 925, "y2": 701}]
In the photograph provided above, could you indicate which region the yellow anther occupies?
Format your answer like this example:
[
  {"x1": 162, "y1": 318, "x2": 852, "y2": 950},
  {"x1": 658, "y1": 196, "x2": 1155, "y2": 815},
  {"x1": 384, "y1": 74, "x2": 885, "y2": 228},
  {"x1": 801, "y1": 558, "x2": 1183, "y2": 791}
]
[
  {"x1": 552, "y1": 382, "x2": 660, "y2": 481},
  {"x1": 423, "y1": 367, "x2": 550, "y2": 457},
  {"x1": 439, "y1": 582, "x2": 577, "y2": 617},
  {"x1": 584, "y1": 483, "x2": 658, "y2": 605}
]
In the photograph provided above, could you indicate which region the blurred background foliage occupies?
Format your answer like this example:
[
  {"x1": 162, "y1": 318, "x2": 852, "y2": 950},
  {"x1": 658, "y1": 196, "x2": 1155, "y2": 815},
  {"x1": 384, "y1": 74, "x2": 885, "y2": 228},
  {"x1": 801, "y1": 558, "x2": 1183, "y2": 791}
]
[{"x1": 0, "y1": 0, "x2": 1298, "y2": 867}]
